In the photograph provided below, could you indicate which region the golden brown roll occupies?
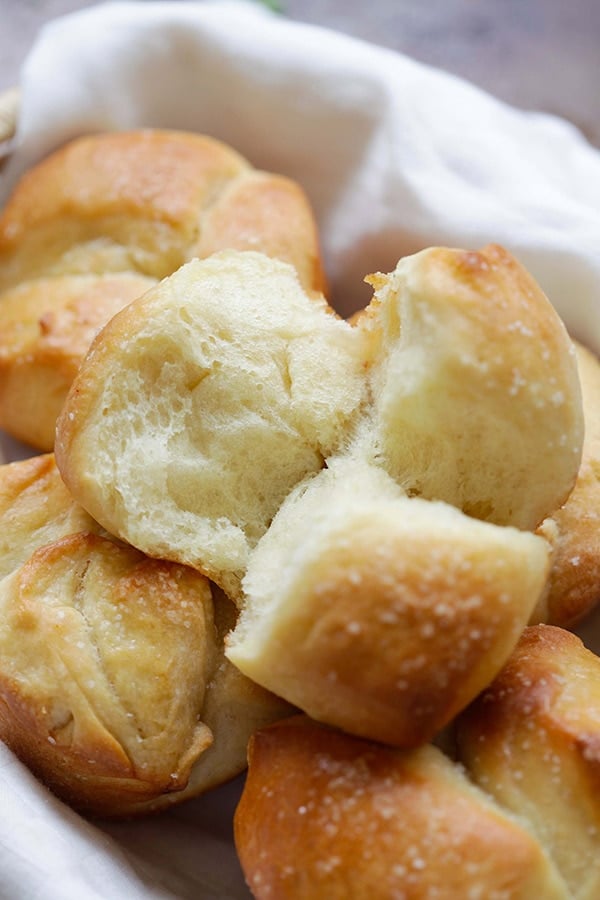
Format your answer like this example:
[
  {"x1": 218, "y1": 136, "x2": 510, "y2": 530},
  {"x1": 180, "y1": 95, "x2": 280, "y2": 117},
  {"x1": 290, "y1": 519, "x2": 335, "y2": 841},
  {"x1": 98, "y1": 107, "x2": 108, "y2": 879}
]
[
  {"x1": 0, "y1": 530, "x2": 214, "y2": 816},
  {"x1": 0, "y1": 129, "x2": 325, "y2": 449},
  {"x1": 0, "y1": 455, "x2": 290, "y2": 818},
  {"x1": 456, "y1": 624, "x2": 600, "y2": 900},
  {"x1": 235, "y1": 715, "x2": 568, "y2": 899},
  {"x1": 535, "y1": 341, "x2": 600, "y2": 627},
  {"x1": 227, "y1": 458, "x2": 551, "y2": 748}
]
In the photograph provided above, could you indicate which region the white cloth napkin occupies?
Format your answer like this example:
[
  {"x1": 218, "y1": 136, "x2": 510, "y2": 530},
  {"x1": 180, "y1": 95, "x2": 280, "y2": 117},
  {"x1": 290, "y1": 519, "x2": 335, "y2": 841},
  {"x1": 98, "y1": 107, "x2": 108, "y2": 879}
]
[
  {"x1": 2, "y1": 1, "x2": 600, "y2": 897},
  {"x1": 5, "y1": 0, "x2": 600, "y2": 344}
]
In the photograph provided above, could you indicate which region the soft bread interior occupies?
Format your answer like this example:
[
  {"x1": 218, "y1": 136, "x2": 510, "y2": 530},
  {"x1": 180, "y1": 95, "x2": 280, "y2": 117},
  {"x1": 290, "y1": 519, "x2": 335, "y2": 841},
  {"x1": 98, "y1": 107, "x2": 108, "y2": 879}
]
[
  {"x1": 235, "y1": 459, "x2": 405, "y2": 636},
  {"x1": 357, "y1": 244, "x2": 583, "y2": 530},
  {"x1": 57, "y1": 251, "x2": 367, "y2": 599},
  {"x1": 57, "y1": 245, "x2": 584, "y2": 609}
]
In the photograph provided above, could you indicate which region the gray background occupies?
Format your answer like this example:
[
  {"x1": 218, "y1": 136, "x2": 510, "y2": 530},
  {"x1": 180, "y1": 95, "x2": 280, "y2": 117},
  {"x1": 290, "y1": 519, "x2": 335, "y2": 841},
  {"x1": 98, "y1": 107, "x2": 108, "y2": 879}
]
[{"x1": 1, "y1": 0, "x2": 599, "y2": 146}]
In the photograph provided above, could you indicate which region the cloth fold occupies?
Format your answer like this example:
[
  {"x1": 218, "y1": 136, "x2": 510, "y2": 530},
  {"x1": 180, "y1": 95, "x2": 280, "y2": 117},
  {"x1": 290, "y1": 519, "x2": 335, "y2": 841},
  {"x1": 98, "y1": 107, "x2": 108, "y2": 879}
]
[
  {"x1": 4, "y1": 0, "x2": 600, "y2": 341},
  {"x1": 1, "y1": 2, "x2": 600, "y2": 897}
]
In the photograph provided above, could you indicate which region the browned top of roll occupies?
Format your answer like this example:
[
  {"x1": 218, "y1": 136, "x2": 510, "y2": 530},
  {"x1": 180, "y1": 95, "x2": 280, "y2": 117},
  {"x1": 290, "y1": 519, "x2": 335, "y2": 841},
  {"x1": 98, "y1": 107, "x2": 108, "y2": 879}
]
[{"x1": 235, "y1": 715, "x2": 567, "y2": 899}]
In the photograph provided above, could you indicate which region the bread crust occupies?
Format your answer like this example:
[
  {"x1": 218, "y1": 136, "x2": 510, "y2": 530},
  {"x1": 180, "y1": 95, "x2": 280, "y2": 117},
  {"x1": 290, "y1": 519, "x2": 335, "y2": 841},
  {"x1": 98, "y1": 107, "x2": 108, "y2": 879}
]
[
  {"x1": 0, "y1": 130, "x2": 249, "y2": 286},
  {"x1": 535, "y1": 341, "x2": 600, "y2": 626},
  {"x1": 0, "y1": 274, "x2": 156, "y2": 448},
  {"x1": 456, "y1": 624, "x2": 600, "y2": 899},
  {"x1": 235, "y1": 715, "x2": 568, "y2": 899},
  {"x1": 0, "y1": 453, "x2": 101, "y2": 576}
]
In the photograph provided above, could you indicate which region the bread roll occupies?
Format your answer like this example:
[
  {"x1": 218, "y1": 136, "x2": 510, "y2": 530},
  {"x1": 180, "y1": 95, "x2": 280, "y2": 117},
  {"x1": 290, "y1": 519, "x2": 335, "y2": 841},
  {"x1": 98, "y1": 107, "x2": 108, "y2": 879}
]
[
  {"x1": 235, "y1": 715, "x2": 568, "y2": 899},
  {"x1": 535, "y1": 341, "x2": 600, "y2": 626},
  {"x1": 0, "y1": 455, "x2": 290, "y2": 817},
  {"x1": 56, "y1": 251, "x2": 367, "y2": 601},
  {"x1": 0, "y1": 530, "x2": 214, "y2": 817},
  {"x1": 0, "y1": 129, "x2": 325, "y2": 449},
  {"x1": 357, "y1": 243, "x2": 583, "y2": 530},
  {"x1": 456, "y1": 625, "x2": 600, "y2": 900},
  {"x1": 227, "y1": 458, "x2": 551, "y2": 747}
]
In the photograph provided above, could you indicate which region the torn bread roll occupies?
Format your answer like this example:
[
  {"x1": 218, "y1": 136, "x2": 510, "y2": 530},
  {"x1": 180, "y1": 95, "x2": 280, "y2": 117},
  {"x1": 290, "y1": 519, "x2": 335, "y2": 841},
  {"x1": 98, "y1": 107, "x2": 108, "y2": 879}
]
[
  {"x1": 0, "y1": 455, "x2": 290, "y2": 818},
  {"x1": 456, "y1": 624, "x2": 600, "y2": 900},
  {"x1": 56, "y1": 251, "x2": 367, "y2": 601},
  {"x1": 356, "y1": 243, "x2": 582, "y2": 531},
  {"x1": 535, "y1": 341, "x2": 600, "y2": 627},
  {"x1": 0, "y1": 129, "x2": 325, "y2": 449},
  {"x1": 227, "y1": 458, "x2": 551, "y2": 747},
  {"x1": 234, "y1": 715, "x2": 568, "y2": 900},
  {"x1": 56, "y1": 246, "x2": 583, "y2": 604}
]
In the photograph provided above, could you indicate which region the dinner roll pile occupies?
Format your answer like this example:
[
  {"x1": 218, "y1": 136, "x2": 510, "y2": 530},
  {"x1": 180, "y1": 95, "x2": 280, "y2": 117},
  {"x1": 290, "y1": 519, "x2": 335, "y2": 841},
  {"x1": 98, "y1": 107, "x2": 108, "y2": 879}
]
[
  {"x1": 56, "y1": 241, "x2": 583, "y2": 750},
  {"x1": 0, "y1": 129, "x2": 325, "y2": 449},
  {"x1": 1, "y1": 128, "x2": 599, "y2": 896}
]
